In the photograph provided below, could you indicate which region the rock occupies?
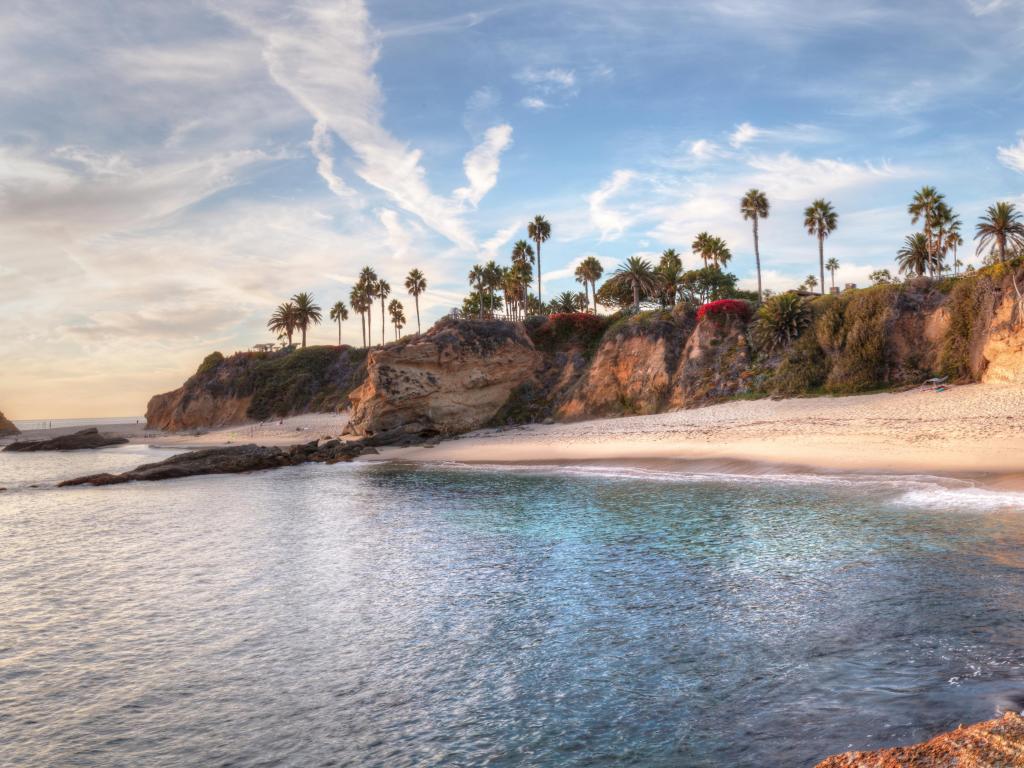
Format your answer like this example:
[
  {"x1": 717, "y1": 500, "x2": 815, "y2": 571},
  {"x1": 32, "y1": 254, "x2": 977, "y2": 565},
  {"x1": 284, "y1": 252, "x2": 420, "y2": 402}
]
[
  {"x1": 542, "y1": 417, "x2": 554, "y2": 425},
  {"x1": 814, "y1": 711, "x2": 1024, "y2": 767},
  {"x1": 669, "y1": 311, "x2": 752, "y2": 408},
  {"x1": 0, "y1": 409, "x2": 19, "y2": 436},
  {"x1": 347, "y1": 318, "x2": 542, "y2": 439},
  {"x1": 3, "y1": 428, "x2": 129, "y2": 452}
]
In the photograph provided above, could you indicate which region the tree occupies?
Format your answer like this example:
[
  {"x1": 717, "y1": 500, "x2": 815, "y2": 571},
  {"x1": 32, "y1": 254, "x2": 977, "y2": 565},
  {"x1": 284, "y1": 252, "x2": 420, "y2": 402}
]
[
  {"x1": 574, "y1": 261, "x2": 591, "y2": 311},
  {"x1": 656, "y1": 249, "x2": 685, "y2": 307},
  {"x1": 291, "y1": 292, "x2": 322, "y2": 348},
  {"x1": 550, "y1": 291, "x2": 582, "y2": 313},
  {"x1": 709, "y1": 236, "x2": 732, "y2": 268},
  {"x1": 692, "y1": 232, "x2": 714, "y2": 267},
  {"x1": 740, "y1": 189, "x2": 770, "y2": 301},
  {"x1": 800, "y1": 275, "x2": 818, "y2": 292},
  {"x1": 468, "y1": 265, "x2": 485, "y2": 319},
  {"x1": 404, "y1": 268, "x2": 427, "y2": 334},
  {"x1": 677, "y1": 266, "x2": 738, "y2": 305},
  {"x1": 376, "y1": 279, "x2": 391, "y2": 347},
  {"x1": 329, "y1": 301, "x2": 349, "y2": 345},
  {"x1": 388, "y1": 298, "x2": 406, "y2": 340},
  {"x1": 511, "y1": 239, "x2": 535, "y2": 268},
  {"x1": 825, "y1": 257, "x2": 840, "y2": 291},
  {"x1": 358, "y1": 266, "x2": 378, "y2": 347},
  {"x1": 349, "y1": 286, "x2": 370, "y2": 347},
  {"x1": 869, "y1": 268, "x2": 896, "y2": 286},
  {"x1": 483, "y1": 260, "x2": 503, "y2": 316},
  {"x1": 753, "y1": 293, "x2": 811, "y2": 354},
  {"x1": 804, "y1": 199, "x2": 838, "y2": 295},
  {"x1": 609, "y1": 255, "x2": 657, "y2": 310},
  {"x1": 267, "y1": 301, "x2": 298, "y2": 346},
  {"x1": 897, "y1": 233, "x2": 932, "y2": 276},
  {"x1": 528, "y1": 214, "x2": 551, "y2": 307},
  {"x1": 975, "y1": 202, "x2": 1024, "y2": 264},
  {"x1": 908, "y1": 186, "x2": 945, "y2": 270}
]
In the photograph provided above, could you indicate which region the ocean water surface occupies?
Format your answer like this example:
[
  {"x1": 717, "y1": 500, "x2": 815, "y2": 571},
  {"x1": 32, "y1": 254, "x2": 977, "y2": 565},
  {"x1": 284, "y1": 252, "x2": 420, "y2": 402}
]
[{"x1": 4, "y1": 447, "x2": 1024, "y2": 767}]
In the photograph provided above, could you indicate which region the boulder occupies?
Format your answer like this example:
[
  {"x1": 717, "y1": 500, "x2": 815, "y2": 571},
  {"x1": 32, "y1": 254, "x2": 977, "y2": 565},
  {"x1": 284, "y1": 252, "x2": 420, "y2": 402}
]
[
  {"x1": 0, "y1": 410, "x2": 18, "y2": 436},
  {"x1": 3, "y1": 427, "x2": 129, "y2": 452},
  {"x1": 347, "y1": 318, "x2": 542, "y2": 438},
  {"x1": 815, "y1": 711, "x2": 1024, "y2": 767}
]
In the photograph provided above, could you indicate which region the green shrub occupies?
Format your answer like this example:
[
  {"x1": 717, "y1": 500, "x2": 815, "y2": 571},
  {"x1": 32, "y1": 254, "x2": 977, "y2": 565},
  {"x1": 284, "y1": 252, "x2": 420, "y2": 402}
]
[
  {"x1": 941, "y1": 272, "x2": 993, "y2": 380},
  {"x1": 823, "y1": 284, "x2": 897, "y2": 393},
  {"x1": 196, "y1": 351, "x2": 224, "y2": 376},
  {"x1": 752, "y1": 293, "x2": 811, "y2": 354}
]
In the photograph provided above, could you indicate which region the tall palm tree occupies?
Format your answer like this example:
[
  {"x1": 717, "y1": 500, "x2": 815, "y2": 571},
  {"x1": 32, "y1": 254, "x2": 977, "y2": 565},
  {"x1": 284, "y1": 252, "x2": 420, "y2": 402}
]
[
  {"x1": 908, "y1": 186, "x2": 945, "y2": 271},
  {"x1": 290, "y1": 292, "x2": 322, "y2": 348},
  {"x1": 404, "y1": 268, "x2": 427, "y2": 334},
  {"x1": 692, "y1": 232, "x2": 714, "y2": 267},
  {"x1": 376, "y1": 279, "x2": 390, "y2": 347},
  {"x1": 975, "y1": 202, "x2": 1024, "y2": 264},
  {"x1": 511, "y1": 239, "x2": 535, "y2": 268},
  {"x1": 574, "y1": 261, "x2": 591, "y2": 311},
  {"x1": 267, "y1": 301, "x2": 298, "y2": 346},
  {"x1": 483, "y1": 261, "x2": 503, "y2": 316},
  {"x1": 610, "y1": 255, "x2": 657, "y2": 311},
  {"x1": 578, "y1": 256, "x2": 604, "y2": 313},
  {"x1": 349, "y1": 286, "x2": 367, "y2": 347},
  {"x1": 740, "y1": 189, "x2": 770, "y2": 301},
  {"x1": 803, "y1": 199, "x2": 838, "y2": 295},
  {"x1": 528, "y1": 215, "x2": 551, "y2": 307},
  {"x1": 358, "y1": 267, "x2": 378, "y2": 347},
  {"x1": 329, "y1": 300, "x2": 349, "y2": 345},
  {"x1": 657, "y1": 249, "x2": 684, "y2": 307},
  {"x1": 825, "y1": 257, "x2": 840, "y2": 291},
  {"x1": 468, "y1": 265, "x2": 485, "y2": 319},
  {"x1": 897, "y1": 233, "x2": 931, "y2": 276}
]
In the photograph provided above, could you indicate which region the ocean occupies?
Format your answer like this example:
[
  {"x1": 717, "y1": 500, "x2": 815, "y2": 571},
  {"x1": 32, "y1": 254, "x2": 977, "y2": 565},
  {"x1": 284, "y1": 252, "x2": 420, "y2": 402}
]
[{"x1": 3, "y1": 446, "x2": 1024, "y2": 766}]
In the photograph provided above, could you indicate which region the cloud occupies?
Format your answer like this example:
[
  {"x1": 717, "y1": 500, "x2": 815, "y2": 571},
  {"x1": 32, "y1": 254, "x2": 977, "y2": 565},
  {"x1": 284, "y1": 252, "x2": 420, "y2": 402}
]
[
  {"x1": 746, "y1": 152, "x2": 905, "y2": 200},
  {"x1": 454, "y1": 124, "x2": 513, "y2": 208},
  {"x1": 516, "y1": 67, "x2": 576, "y2": 90},
  {"x1": 588, "y1": 169, "x2": 637, "y2": 240},
  {"x1": 377, "y1": 208, "x2": 412, "y2": 259},
  {"x1": 480, "y1": 222, "x2": 521, "y2": 259},
  {"x1": 379, "y1": 10, "x2": 496, "y2": 39},
  {"x1": 309, "y1": 120, "x2": 360, "y2": 202},
  {"x1": 997, "y1": 134, "x2": 1024, "y2": 173},
  {"x1": 729, "y1": 122, "x2": 761, "y2": 148},
  {"x1": 521, "y1": 97, "x2": 548, "y2": 110},
  {"x1": 690, "y1": 139, "x2": 723, "y2": 161}
]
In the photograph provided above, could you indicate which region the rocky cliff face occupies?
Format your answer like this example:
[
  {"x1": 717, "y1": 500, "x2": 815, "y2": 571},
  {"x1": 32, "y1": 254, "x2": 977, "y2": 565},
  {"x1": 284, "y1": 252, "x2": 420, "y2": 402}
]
[
  {"x1": 346, "y1": 319, "x2": 542, "y2": 439},
  {"x1": 147, "y1": 346, "x2": 367, "y2": 431},
  {"x1": 0, "y1": 409, "x2": 19, "y2": 436}
]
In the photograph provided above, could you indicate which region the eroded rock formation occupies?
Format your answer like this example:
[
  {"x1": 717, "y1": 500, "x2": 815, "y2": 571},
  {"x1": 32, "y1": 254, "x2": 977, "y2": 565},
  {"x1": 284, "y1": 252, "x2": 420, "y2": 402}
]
[
  {"x1": 815, "y1": 711, "x2": 1024, "y2": 767},
  {"x1": 0, "y1": 410, "x2": 19, "y2": 436},
  {"x1": 3, "y1": 427, "x2": 128, "y2": 452},
  {"x1": 346, "y1": 319, "x2": 542, "y2": 439}
]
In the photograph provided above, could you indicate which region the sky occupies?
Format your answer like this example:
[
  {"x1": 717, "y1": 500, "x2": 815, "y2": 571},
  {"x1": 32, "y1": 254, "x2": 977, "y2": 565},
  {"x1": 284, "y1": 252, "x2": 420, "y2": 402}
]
[{"x1": 2, "y1": 0, "x2": 1023, "y2": 418}]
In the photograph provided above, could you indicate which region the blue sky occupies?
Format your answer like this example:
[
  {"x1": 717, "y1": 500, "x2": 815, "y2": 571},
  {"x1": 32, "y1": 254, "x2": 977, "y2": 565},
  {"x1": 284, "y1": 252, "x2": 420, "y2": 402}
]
[{"x1": 2, "y1": 0, "x2": 1023, "y2": 417}]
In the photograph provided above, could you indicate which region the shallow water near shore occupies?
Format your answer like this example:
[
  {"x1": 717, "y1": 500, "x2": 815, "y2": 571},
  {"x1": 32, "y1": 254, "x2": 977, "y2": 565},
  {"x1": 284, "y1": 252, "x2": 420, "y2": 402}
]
[{"x1": 4, "y1": 451, "x2": 1024, "y2": 766}]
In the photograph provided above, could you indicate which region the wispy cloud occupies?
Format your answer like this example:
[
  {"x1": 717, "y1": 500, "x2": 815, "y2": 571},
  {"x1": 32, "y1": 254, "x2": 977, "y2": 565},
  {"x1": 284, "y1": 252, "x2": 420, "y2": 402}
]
[
  {"x1": 997, "y1": 134, "x2": 1024, "y2": 173},
  {"x1": 521, "y1": 97, "x2": 548, "y2": 110},
  {"x1": 454, "y1": 124, "x2": 514, "y2": 208},
  {"x1": 588, "y1": 169, "x2": 638, "y2": 240},
  {"x1": 309, "y1": 121, "x2": 360, "y2": 203}
]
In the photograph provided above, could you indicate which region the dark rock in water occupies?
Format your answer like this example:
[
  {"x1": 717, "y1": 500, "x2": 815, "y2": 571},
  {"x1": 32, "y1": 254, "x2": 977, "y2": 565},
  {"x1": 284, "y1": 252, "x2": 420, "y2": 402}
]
[
  {"x1": 59, "y1": 439, "x2": 377, "y2": 486},
  {"x1": 4, "y1": 428, "x2": 129, "y2": 452}
]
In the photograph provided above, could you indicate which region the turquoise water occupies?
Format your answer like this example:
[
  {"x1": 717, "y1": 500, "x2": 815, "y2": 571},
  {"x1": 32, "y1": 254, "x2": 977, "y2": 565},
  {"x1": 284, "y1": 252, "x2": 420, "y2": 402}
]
[{"x1": 4, "y1": 449, "x2": 1024, "y2": 766}]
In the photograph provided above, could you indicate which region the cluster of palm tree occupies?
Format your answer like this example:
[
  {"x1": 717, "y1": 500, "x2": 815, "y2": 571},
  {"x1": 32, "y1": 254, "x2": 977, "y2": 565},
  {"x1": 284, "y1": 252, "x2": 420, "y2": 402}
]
[
  {"x1": 573, "y1": 255, "x2": 604, "y2": 312},
  {"x1": 463, "y1": 215, "x2": 555, "y2": 320},
  {"x1": 267, "y1": 292, "x2": 322, "y2": 347},
  {"x1": 348, "y1": 267, "x2": 427, "y2": 347},
  {"x1": 896, "y1": 186, "x2": 962, "y2": 278}
]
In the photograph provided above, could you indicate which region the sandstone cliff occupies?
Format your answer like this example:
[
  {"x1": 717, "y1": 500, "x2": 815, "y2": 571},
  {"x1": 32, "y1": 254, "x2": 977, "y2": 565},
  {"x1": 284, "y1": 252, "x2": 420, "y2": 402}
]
[
  {"x1": 346, "y1": 319, "x2": 541, "y2": 439},
  {"x1": 0, "y1": 409, "x2": 19, "y2": 436},
  {"x1": 147, "y1": 346, "x2": 367, "y2": 431}
]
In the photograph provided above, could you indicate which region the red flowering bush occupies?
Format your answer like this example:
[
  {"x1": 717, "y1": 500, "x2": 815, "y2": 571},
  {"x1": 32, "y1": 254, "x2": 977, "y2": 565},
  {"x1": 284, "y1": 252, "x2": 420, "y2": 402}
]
[{"x1": 696, "y1": 299, "x2": 753, "y2": 323}]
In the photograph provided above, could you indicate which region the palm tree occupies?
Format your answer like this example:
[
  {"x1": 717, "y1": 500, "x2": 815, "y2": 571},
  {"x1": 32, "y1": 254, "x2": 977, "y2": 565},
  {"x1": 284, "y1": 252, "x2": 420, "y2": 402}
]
[
  {"x1": 404, "y1": 268, "x2": 427, "y2": 334},
  {"x1": 908, "y1": 187, "x2": 947, "y2": 274},
  {"x1": 740, "y1": 189, "x2": 770, "y2": 301},
  {"x1": 376, "y1": 279, "x2": 391, "y2": 347},
  {"x1": 574, "y1": 261, "x2": 591, "y2": 311},
  {"x1": 291, "y1": 292, "x2": 322, "y2": 348},
  {"x1": 657, "y1": 249, "x2": 684, "y2": 307},
  {"x1": 825, "y1": 257, "x2": 840, "y2": 291},
  {"x1": 709, "y1": 236, "x2": 732, "y2": 268},
  {"x1": 801, "y1": 274, "x2": 818, "y2": 292},
  {"x1": 610, "y1": 255, "x2": 657, "y2": 311},
  {"x1": 692, "y1": 231, "x2": 714, "y2": 267},
  {"x1": 578, "y1": 256, "x2": 604, "y2": 313},
  {"x1": 897, "y1": 233, "x2": 931, "y2": 276},
  {"x1": 528, "y1": 215, "x2": 551, "y2": 307},
  {"x1": 511, "y1": 239, "x2": 535, "y2": 268},
  {"x1": 804, "y1": 199, "x2": 838, "y2": 295},
  {"x1": 483, "y1": 260, "x2": 503, "y2": 316},
  {"x1": 468, "y1": 265, "x2": 485, "y2": 319},
  {"x1": 358, "y1": 267, "x2": 378, "y2": 347},
  {"x1": 388, "y1": 299, "x2": 405, "y2": 340},
  {"x1": 329, "y1": 300, "x2": 349, "y2": 345},
  {"x1": 267, "y1": 301, "x2": 298, "y2": 346},
  {"x1": 975, "y1": 202, "x2": 1024, "y2": 264},
  {"x1": 551, "y1": 291, "x2": 580, "y2": 313},
  {"x1": 349, "y1": 286, "x2": 370, "y2": 347}
]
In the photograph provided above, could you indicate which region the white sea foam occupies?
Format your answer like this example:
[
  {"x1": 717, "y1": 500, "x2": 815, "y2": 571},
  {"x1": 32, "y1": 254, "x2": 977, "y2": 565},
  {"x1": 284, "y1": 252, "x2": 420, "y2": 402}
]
[{"x1": 894, "y1": 485, "x2": 1024, "y2": 511}]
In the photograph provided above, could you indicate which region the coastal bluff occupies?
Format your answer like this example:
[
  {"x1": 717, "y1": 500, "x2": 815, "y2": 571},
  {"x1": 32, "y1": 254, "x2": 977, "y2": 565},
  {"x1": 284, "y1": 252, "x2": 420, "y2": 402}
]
[
  {"x1": 0, "y1": 409, "x2": 19, "y2": 436},
  {"x1": 150, "y1": 266, "x2": 1024, "y2": 440}
]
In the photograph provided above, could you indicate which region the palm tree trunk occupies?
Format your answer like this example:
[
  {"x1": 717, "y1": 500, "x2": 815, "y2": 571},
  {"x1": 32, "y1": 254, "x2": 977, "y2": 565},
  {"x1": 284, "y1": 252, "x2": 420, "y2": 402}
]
[
  {"x1": 415, "y1": 294, "x2": 421, "y2": 334},
  {"x1": 819, "y1": 234, "x2": 825, "y2": 295},
  {"x1": 535, "y1": 240, "x2": 542, "y2": 308},
  {"x1": 633, "y1": 284, "x2": 640, "y2": 311},
  {"x1": 380, "y1": 297, "x2": 385, "y2": 347},
  {"x1": 302, "y1": 325, "x2": 307, "y2": 348},
  {"x1": 753, "y1": 217, "x2": 763, "y2": 302},
  {"x1": 366, "y1": 306, "x2": 372, "y2": 347},
  {"x1": 360, "y1": 313, "x2": 366, "y2": 347},
  {"x1": 337, "y1": 319, "x2": 341, "y2": 346}
]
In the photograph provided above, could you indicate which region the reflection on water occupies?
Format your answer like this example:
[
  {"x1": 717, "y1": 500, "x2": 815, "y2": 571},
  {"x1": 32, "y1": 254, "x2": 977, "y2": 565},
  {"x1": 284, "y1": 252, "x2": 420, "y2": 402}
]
[{"x1": 3, "y1": 456, "x2": 1024, "y2": 767}]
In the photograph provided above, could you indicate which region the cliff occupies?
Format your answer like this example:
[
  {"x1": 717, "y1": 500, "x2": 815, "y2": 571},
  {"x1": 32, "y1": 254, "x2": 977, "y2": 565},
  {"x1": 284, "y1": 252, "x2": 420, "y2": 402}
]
[
  {"x1": 0, "y1": 409, "x2": 19, "y2": 436},
  {"x1": 146, "y1": 346, "x2": 367, "y2": 431},
  {"x1": 346, "y1": 318, "x2": 541, "y2": 439},
  {"x1": 815, "y1": 711, "x2": 1024, "y2": 767},
  {"x1": 149, "y1": 263, "x2": 1024, "y2": 439}
]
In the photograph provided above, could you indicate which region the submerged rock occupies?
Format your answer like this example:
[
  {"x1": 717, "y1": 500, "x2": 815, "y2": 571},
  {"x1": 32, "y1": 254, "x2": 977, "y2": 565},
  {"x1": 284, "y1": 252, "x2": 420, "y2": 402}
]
[
  {"x1": 4, "y1": 427, "x2": 129, "y2": 452},
  {"x1": 58, "y1": 439, "x2": 377, "y2": 486},
  {"x1": 815, "y1": 711, "x2": 1024, "y2": 767}
]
